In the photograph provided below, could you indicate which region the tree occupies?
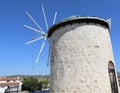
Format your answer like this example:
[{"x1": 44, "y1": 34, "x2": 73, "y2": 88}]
[
  {"x1": 40, "y1": 79, "x2": 49, "y2": 89},
  {"x1": 22, "y1": 77, "x2": 50, "y2": 91},
  {"x1": 37, "y1": 82, "x2": 43, "y2": 90},
  {"x1": 22, "y1": 77, "x2": 39, "y2": 92}
]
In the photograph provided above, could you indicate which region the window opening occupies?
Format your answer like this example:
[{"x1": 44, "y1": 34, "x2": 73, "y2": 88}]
[{"x1": 108, "y1": 61, "x2": 118, "y2": 93}]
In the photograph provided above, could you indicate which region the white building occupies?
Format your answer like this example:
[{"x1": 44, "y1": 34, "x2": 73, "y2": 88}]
[{"x1": 0, "y1": 77, "x2": 22, "y2": 93}]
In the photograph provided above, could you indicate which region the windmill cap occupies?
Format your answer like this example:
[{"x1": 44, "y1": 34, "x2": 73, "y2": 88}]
[{"x1": 48, "y1": 16, "x2": 110, "y2": 37}]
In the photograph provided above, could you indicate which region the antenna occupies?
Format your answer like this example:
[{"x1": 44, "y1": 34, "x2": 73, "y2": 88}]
[
  {"x1": 24, "y1": 4, "x2": 57, "y2": 64},
  {"x1": 32, "y1": 52, "x2": 34, "y2": 76}
]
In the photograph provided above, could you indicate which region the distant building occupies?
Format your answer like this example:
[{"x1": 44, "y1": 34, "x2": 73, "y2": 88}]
[{"x1": 0, "y1": 77, "x2": 22, "y2": 93}]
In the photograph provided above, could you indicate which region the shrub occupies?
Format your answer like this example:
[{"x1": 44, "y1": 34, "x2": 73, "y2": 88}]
[{"x1": 22, "y1": 77, "x2": 39, "y2": 92}]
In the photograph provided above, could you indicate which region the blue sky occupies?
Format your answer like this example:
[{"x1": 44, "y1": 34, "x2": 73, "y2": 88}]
[{"x1": 0, "y1": 0, "x2": 120, "y2": 76}]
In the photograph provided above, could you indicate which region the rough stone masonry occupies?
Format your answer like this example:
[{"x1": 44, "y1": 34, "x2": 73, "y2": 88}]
[{"x1": 48, "y1": 16, "x2": 119, "y2": 93}]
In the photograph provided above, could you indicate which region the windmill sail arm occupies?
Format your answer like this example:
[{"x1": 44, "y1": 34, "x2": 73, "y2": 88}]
[
  {"x1": 24, "y1": 25, "x2": 46, "y2": 35},
  {"x1": 47, "y1": 39, "x2": 52, "y2": 66},
  {"x1": 26, "y1": 36, "x2": 45, "y2": 45},
  {"x1": 26, "y1": 11, "x2": 45, "y2": 32},
  {"x1": 36, "y1": 38, "x2": 47, "y2": 63},
  {"x1": 41, "y1": 5, "x2": 49, "y2": 30},
  {"x1": 24, "y1": 5, "x2": 58, "y2": 65},
  {"x1": 53, "y1": 12, "x2": 57, "y2": 24}
]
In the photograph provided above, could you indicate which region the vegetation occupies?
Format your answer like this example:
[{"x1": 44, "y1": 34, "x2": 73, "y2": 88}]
[
  {"x1": 40, "y1": 79, "x2": 49, "y2": 89},
  {"x1": 22, "y1": 77, "x2": 49, "y2": 92}
]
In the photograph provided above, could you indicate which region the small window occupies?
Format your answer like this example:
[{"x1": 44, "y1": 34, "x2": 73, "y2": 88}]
[
  {"x1": 7, "y1": 80, "x2": 10, "y2": 82},
  {"x1": 108, "y1": 61, "x2": 118, "y2": 93}
]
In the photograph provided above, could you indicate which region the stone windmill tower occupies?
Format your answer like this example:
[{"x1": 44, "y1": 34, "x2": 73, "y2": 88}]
[{"x1": 48, "y1": 16, "x2": 119, "y2": 93}]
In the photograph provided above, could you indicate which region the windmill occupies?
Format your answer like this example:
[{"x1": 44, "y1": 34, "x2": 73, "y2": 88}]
[{"x1": 24, "y1": 4, "x2": 57, "y2": 64}]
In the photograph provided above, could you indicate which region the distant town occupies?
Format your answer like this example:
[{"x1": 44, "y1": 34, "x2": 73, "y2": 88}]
[
  {"x1": 0, "y1": 72, "x2": 120, "y2": 93},
  {"x1": 0, "y1": 75, "x2": 50, "y2": 93}
]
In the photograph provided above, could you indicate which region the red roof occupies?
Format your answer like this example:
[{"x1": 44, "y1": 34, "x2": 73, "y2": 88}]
[
  {"x1": 0, "y1": 82, "x2": 20, "y2": 87},
  {"x1": 0, "y1": 77, "x2": 19, "y2": 81}
]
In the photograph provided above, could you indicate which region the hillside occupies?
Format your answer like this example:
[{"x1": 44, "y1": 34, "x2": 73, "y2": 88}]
[
  {"x1": 7, "y1": 75, "x2": 50, "y2": 82},
  {"x1": 5, "y1": 72, "x2": 120, "y2": 81}
]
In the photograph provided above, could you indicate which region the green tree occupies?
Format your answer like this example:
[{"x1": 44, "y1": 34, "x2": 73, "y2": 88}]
[
  {"x1": 40, "y1": 79, "x2": 49, "y2": 89},
  {"x1": 22, "y1": 77, "x2": 39, "y2": 92},
  {"x1": 37, "y1": 82, "x2": 43, "y2": 90}
]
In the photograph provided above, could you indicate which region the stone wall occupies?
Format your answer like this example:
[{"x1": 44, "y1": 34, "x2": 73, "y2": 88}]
[{"x1": 50, "y1": 22, "x2": 119, "y2": 93}]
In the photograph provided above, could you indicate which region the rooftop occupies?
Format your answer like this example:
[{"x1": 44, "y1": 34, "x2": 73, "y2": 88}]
[
  {"x1": 0, "y1": 77, "x2": 19, "y2": 81},
  {"x1": 0, "y1": 82, "x2": 20, "y2": 87}
]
